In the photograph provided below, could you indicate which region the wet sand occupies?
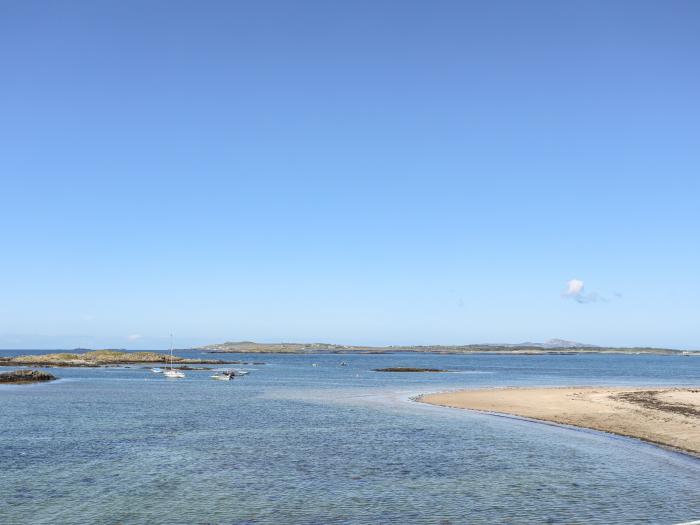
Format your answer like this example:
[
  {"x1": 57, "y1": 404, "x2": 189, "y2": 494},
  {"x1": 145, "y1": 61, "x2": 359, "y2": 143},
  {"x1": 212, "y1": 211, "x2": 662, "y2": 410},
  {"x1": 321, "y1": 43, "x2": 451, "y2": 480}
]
[{"x1": 420, "y1": 387, "x2": 700, "y2": 456}]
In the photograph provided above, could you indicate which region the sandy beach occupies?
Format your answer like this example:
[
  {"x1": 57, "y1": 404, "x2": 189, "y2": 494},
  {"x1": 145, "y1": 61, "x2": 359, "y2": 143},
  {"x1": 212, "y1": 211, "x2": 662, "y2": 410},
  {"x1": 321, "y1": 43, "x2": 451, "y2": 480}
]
[{"x1": 421, "y1": 387, "x2": 700, "y2": 456}]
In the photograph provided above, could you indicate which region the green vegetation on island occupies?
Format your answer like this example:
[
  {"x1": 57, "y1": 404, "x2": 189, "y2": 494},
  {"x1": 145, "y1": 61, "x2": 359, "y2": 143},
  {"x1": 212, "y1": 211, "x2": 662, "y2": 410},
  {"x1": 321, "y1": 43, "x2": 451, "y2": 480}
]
[
  {"x1": 197, "y1": 340, "x2": 690, "y2": 356},
  {"x1": 374, "y1": 367, "x2": 449, "y2": 372},
  {"x1": 0, "y1": 350, "x2": 239, "y2": 368}
]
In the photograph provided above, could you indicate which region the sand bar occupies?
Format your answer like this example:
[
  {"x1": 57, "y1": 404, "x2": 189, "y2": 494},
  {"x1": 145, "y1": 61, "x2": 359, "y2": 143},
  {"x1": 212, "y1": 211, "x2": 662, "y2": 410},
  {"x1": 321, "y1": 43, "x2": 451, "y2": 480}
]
[{"x1": 420, "y1": 387, "x2": 700, "y2": 456}]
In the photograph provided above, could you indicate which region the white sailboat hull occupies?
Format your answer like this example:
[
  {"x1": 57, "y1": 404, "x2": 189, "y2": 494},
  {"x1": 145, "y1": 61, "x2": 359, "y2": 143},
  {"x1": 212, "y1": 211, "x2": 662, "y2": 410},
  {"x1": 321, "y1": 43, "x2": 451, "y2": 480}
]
[{"x1": 164, "y1": 335, "x2": 185, "y2": 378}]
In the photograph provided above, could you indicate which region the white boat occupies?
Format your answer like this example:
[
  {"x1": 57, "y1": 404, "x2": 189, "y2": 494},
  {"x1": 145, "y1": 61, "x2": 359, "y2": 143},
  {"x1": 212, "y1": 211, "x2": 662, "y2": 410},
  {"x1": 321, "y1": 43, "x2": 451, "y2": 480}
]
[
  {"x1": 163, "y1": 335, "x2": 185, "y2": 379},
  {"x1": 151, "y1": 367, "x2": 163, "y2": 374},
  {"x1": 164, "y1": 368, "x2": 185, "y2": 378},
  {"x1": 211, "y1": 368, "x2": 248, "y2": 380},
  {"x1": 211, "y1": 371, "x2": 234, "y2": 381}
]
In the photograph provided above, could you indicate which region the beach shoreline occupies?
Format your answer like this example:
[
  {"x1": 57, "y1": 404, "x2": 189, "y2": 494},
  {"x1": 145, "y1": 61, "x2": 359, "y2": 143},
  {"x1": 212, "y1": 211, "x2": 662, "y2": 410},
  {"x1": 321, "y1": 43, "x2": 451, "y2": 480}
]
[{"x1": 419, "y1": 386, "x2": 700, "y2": 458}]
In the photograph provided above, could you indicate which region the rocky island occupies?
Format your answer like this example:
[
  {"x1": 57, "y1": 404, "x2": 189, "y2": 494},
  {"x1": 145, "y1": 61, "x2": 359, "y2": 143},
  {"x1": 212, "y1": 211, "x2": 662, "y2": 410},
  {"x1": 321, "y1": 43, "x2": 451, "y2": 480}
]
[
  {"x1": 374, "y1": 367, "x2": 449, "y2": 372},
  {"x1": 0, "y1": 369, "x2": 57, "y2": 383},
  {"x1": 0, "y1": 350, "x2": 241, "y2": 368},
  {"x1": 197, "y1": 339, "x2": 692, "y2": 355}
]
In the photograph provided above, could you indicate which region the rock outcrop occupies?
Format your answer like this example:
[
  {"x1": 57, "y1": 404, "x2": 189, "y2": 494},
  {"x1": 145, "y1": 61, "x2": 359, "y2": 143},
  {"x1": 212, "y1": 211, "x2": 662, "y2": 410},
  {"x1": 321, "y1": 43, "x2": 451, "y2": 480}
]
[
  {"x1": 0, "y1": 369, "x2": 57, "y2": 383},
  {"x1": 0, "y1": 350, "x2": 236, "y2": 367}
]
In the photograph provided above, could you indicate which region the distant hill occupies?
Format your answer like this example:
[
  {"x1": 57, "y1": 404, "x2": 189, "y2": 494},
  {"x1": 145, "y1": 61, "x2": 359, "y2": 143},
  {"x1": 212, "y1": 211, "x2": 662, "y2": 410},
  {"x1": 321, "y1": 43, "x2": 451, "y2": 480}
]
[
  {"x1": 195, "y1": 340, "x2": 687, "y2": 355},
  {"x1": 516, "y1": 339, "x2": 599, "y2": 349}
]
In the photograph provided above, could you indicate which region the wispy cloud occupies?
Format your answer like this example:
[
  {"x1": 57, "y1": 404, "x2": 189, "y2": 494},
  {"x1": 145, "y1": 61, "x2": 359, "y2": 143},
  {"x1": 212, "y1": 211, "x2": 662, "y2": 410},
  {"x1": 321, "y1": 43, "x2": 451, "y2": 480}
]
[
  {"x1": 562, "y1": 279, "x2": 606, "y2": 304},
  {"x1": 127, "y1": 334, "x2": 142, "y2": 341}
]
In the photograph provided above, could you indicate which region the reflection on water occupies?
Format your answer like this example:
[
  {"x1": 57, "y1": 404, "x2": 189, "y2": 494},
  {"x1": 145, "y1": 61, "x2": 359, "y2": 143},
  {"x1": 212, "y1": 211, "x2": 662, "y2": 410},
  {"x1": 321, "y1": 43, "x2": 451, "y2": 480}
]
[{"x1": 1, "y1": 352, "x2": 699, "y2": 524}]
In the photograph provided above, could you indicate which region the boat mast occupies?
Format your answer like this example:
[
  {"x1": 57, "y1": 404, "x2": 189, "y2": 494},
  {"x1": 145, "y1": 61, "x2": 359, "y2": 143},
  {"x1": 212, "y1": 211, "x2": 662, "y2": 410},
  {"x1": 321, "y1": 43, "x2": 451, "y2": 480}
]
[{"x1": 169, "y1": 333, "x2": 173, "y2": 370}]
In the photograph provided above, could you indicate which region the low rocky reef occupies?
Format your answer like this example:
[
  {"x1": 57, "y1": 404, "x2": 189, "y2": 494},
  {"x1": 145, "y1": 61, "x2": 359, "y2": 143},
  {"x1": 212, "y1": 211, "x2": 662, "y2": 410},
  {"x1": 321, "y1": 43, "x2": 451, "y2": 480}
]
[
  {"x1": 0, "y1": 350, "x2": 241, "y2": 368},
  {"x1": 373, "y1": 367, "x2": 449, "y2": 373},
  {"x1": 0, "y1": 369, "x2": 57, "y2": 383}
]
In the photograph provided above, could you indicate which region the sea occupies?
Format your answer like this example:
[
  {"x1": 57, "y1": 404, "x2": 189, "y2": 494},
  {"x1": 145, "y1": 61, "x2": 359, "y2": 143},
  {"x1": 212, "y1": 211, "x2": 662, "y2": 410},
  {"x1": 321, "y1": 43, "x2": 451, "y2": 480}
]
[{"x1": 1, "y1": 350, "x2": 699, "y2": 524}]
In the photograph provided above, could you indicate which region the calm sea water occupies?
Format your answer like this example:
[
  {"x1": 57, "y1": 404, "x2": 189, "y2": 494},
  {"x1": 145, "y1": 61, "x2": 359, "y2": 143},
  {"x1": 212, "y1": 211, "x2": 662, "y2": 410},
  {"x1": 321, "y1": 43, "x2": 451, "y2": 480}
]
[{"x1": 1, "y1": 351, "x2": 699, "y2": 524}]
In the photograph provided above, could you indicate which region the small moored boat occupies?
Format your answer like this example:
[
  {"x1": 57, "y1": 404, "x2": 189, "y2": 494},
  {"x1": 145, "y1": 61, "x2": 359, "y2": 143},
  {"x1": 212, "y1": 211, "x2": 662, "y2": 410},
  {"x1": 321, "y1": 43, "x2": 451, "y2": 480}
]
[
  {"x1": 211, "y1": 370, "x2": 235, "y2": 381},
  {"x1": 211, "y1": 368, "x2": 249, "y2": 380},
  {"x1": 163, "y1": 335, "x2": 185, "y2": 379}
]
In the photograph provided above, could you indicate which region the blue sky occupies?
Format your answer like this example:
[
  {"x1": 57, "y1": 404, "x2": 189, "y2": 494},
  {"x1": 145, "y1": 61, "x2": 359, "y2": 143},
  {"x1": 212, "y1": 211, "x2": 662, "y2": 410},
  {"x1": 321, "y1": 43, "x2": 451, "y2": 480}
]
[{"x1": 1, "y1": 1, "x2": 698, "y2": 349}]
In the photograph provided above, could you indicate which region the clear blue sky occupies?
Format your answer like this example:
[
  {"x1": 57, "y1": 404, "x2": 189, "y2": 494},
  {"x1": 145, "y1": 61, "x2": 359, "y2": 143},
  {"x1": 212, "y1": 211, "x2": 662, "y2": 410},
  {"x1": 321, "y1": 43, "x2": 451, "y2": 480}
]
[{"x1": 1, "y1": 1, "x2": 698, "y2": 349}]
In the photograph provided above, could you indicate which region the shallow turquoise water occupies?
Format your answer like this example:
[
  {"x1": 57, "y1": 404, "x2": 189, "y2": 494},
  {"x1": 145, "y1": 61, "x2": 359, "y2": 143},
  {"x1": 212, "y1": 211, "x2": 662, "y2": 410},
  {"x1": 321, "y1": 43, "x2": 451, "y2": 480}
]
[{"x1": 1, "y1": 352, "x2": 699, "y2": 524}]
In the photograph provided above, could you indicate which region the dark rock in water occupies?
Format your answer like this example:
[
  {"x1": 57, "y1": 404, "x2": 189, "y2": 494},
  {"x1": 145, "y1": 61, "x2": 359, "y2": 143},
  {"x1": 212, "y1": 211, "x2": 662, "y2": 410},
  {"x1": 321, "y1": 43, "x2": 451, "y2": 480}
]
[
  {"x1": 0, "y1": 369, "x2": 58, "y2": 383},
  {"x1": 373, "y1": 367, "x2": 448, "y2": 373}
]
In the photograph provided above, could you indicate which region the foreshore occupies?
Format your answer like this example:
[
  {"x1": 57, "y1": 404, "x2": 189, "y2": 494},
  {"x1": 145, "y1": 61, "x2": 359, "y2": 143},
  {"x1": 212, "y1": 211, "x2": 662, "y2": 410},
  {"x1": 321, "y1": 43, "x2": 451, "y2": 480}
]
[{"x1": 420, "y1": 387, "x2": 700, "y2": 457}]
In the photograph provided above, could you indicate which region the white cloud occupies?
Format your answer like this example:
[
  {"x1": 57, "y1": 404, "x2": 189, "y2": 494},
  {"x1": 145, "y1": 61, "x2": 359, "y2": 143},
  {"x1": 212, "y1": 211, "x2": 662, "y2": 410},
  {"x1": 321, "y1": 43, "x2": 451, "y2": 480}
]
[
  {"x1": 565, "y1": 279, "x2": 584, "y2": 296},
  {"x1": 563, "y1": 279, "x2": 605, "y2": 304},
  {"x1": 127, "y1": 334, "x2": 142, "y2": 341}
]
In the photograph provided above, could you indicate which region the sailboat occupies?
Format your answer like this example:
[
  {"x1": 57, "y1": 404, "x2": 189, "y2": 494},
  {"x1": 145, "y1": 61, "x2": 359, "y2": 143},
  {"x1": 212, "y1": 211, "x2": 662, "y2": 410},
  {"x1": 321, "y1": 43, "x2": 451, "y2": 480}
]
[{"x1": 163, "y1": 335, "x2": 185, "y2": 379}]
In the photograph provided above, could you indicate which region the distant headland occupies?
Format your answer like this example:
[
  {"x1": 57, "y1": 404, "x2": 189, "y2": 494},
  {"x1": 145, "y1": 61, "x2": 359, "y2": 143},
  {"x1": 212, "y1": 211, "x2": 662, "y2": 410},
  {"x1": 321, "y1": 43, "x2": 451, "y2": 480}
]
[{"x1": 197, "y1": 339, "x2": 695, "y2": 355}]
